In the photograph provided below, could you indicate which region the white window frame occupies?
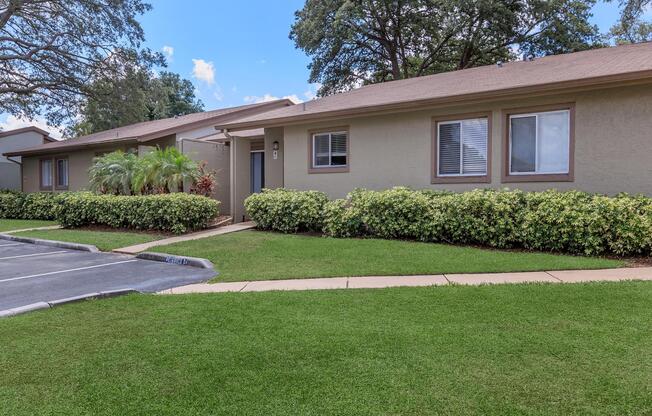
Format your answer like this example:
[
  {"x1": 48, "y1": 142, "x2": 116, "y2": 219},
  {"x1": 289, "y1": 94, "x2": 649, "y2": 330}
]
[
  {"x1": 437, "y1": 118, "x2": 488, "y2": 177},
  {"x1": 508, "y1": 110, "x2": 570, "y2": 176},
  {"x1": 311, "y1": 131, "x2": 348, "y2": 169}
]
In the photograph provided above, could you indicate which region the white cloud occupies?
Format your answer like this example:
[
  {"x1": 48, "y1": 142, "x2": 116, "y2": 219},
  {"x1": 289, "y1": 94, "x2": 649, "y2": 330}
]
[
  {"x1": 303, "y1": 83, "x2": 322, "y2": 101},
  {"x1": 244, "y1": 94, "x2": 301, "y2": 104},
  {"x1": 244, "y1": 94, "x2": 279, "y2": 103},
  {"x1": 258, "y1": 59, "x2": 267, "y2": 64},
  {"x1": 162, "y1": 45, "x2": 174, "y2": 61},
  {"x1": 213, "y1": 88, "x2": 224, "y2": 102},
  {"x1": 0, "y1": 114, "x2": 63, "y2": 139},
  {"x1": 192, "y1": 59, "x2": 215, "y2": 84}
]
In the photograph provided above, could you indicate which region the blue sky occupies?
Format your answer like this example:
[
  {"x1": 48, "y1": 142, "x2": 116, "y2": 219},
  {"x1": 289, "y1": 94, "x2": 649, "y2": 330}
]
[{"x1": 0, "y1": 1, "x2": 624, "y2": 136}]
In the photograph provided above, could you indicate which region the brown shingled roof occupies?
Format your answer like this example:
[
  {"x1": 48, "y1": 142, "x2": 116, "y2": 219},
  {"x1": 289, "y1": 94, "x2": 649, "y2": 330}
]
[
  {"x1": 219, "y1": 42, "x2": 652, "y2": 130},
  {"x1": 5, "y1": 99, "x2": 293, "y2": 157}
]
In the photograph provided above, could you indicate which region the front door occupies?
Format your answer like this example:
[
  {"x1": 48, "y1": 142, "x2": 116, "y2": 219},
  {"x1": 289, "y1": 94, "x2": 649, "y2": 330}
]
[{"x1": 250, "y1": 151, "x2": 265, "y2": 193}]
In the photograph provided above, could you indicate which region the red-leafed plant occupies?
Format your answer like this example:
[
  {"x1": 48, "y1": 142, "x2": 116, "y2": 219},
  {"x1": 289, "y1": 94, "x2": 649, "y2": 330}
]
[{"x1": 190, "y1": 162, "x2": 217, "y2": 197}]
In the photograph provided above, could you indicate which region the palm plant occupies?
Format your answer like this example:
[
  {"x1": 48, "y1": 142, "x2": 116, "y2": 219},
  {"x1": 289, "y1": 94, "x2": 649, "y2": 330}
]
[
  {"x1": 88, "y1": 150, "x2": 139, "y2": 195},
  {"x1": 133, "y1": 147, "x2": 199, "y2": 194}
]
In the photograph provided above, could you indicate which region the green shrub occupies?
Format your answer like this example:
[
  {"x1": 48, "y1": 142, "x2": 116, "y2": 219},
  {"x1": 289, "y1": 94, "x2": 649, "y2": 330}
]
[
  {"x1": 0, "y1": 192, "x2": 61, "y2": 220},
  {"x1": 310, "y1": 187, "x2": 652, "y2": 257},
  {"x1": 244, "y1": 188, "x2": 328, "y2": 233},
  {"x1": 55, "y1": 192, "x2": 219, "y2": 234}
]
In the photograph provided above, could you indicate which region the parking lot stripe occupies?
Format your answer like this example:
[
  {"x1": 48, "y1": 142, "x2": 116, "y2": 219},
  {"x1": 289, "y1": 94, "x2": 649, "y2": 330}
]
[
  {"x1": 0, "y1": 251, "x2": 68, "y2": 260},
  {"x1": 0, "y1": 259, "x2": 139, "y2": 284},
  {"x1": 0, "y1": 243, "x2": 23, "y2": 248}
]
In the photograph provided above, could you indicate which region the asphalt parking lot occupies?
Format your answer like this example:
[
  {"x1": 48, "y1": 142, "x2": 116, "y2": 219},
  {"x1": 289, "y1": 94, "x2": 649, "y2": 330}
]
[{"x1": 0, "y1": 240, "x2": 216, "y2": 313}]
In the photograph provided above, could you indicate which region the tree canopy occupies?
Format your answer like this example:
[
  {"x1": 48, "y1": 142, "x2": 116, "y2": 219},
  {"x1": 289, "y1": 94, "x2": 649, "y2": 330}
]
[
  {"x1": 70, "y1": 70, "x2": 204, "y2": 137},
  {"x1": 291, "y1": 0, "x2": 603, "y2": 96},
  {"x1": 0, "y1": 0, "x2": 163, "y2": 126}
]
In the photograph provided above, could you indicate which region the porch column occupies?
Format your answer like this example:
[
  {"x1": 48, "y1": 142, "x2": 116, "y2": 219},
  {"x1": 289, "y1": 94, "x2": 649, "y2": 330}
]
[{"x1": 230, "y1": 137, "x2": 251, "y2": 223}]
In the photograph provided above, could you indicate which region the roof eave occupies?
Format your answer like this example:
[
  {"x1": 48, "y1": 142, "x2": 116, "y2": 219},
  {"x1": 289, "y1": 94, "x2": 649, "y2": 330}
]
[
  {"x1": 218, "y1": 69, "x2": 652, "y2": 131},
  {"x1": 3, "y1": 138, "x2": 139, "y2": 157}
]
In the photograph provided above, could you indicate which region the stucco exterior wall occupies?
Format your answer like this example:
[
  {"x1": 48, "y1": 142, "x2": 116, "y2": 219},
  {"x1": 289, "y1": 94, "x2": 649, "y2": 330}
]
[
  {"x1": 282, "y1": 83, "x2": 652, "y2": 198},
  {"x1": 0, "y1": 130, "x2": 50, "y2": 190},
  {"x1": 21, "y1": 144, "x2": 125, "y2": 193},
  {"x1": 181, "y1": 139, "x2": 231, "y2": 215},
  {"x1": 264, "y1": 127, "x2": 284, "y2": 190}
]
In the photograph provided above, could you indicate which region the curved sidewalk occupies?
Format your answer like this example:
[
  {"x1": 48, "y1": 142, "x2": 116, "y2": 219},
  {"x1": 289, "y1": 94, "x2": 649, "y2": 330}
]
[{"x1": 160, "y1": 267, "x2": 652, "y2": 294}]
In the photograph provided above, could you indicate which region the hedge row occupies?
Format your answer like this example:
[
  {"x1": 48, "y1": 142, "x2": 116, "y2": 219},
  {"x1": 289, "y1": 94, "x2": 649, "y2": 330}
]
[
  {"x1": 0, "y1": 191, "x2": 219, "y2": 234},
  {"x1": 245, "y1": 188, "x2": 652, "y2": 256},
  {"x1": 0, "y1": 191, "x2": 60, "y2": 220}
]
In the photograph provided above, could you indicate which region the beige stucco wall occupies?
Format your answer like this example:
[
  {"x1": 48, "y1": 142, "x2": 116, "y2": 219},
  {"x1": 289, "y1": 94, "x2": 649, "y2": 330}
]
[
  {"x1": 181, "y1": 139, "x2": 231, "y2": 215},
  {"x1": 21, "y1": 135, "x2": 177, "y2": 193},
  {"x1": 0, "y1": 130, "x2": 50, "y2": 190},
  {"x1": 282, "y1": 83, "x2": 652, "y2": 198},
  {"x1": 264, "y1": 127, "x2": 284, "y2": 190}
]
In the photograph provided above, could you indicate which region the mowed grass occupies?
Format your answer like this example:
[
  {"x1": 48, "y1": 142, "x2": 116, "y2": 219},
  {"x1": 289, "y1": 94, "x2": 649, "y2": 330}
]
[
  {"x1": 1, "y1": 282, "x2": 650, "y2": 415},
  {"x1": 0, "y1": 219, "x2": 57, "y2": 232},
  {"x1": 151, "y1": 230, "x2": 623, "y2": 282},
  {"x1": 14, "y1": 228, "x2": 165, "y2": 251}
]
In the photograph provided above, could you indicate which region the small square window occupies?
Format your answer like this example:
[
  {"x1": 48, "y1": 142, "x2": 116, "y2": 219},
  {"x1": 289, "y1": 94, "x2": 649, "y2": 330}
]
[{"x1": 310, "y1": 130, "x2": 349, "y2": 173}]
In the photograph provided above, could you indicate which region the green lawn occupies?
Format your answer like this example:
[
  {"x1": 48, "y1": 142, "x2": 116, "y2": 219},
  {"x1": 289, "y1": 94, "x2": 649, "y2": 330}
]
[
  {"x1": 0, "y1": 219, "x2": 57, "y2": 232},
  {"x1": 151, "y1": 230, "x2": 623, "y2": 282},
  {"x1": 14, "y1": 228, "x2": 165, "y2": 251},
  {"x1": 0, "y1": 283, "x2": 650, "y2": 415}
]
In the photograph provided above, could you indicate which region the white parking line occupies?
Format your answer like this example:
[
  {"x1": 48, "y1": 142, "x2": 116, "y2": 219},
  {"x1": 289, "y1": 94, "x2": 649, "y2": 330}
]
[
  {"x1": 0, "y1": 251, "x2": 68, "y2": 260},
  {"x1": 0, "y1": 243, "x2": 23, "y2": 248},
  {"x1": 0, "y1": 259, "x2": 139, "y2": 284}
]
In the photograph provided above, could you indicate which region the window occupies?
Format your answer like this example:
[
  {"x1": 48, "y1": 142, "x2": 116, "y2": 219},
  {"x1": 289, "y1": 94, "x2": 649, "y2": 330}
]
[
  {"x1": 309, "y1": 129, "x2": 348, "y2": 173},
  {"x1": 508, "y1": 108, "x2": 571, "y2": 179},
  {"x1": 40, "y1": 159, "x2": 53, "y2": 190},
  {"x1": 55, "y1": 158, "x2": 69, "y2": 189},
  {"x1": 434, "y1": 116, "x2": 490, "y2": 183}
]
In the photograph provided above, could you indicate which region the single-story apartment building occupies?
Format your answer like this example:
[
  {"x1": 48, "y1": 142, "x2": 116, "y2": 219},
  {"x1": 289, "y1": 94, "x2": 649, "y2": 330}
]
[
  {"x1": 6, "y1": 42, "x2": 652, "y2": 222},
  {"x1": 0, "y1": 127, "x2": 57, "y2": 191},
  {"x1": 3, "y1": 100, "x2": 293, "y2": 216}
]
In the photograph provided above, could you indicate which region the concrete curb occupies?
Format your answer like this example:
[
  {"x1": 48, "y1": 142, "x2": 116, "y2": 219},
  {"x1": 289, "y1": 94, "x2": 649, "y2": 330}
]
[
  {"x1": 0, "y1": 289, "x2": 140, "y2": 318},
  {"x1": 136, "y1": 252, "x2": 214, "y2": 269},
  {"x1": 0, "y1": 233, "x2": 99, "y2": 253}
]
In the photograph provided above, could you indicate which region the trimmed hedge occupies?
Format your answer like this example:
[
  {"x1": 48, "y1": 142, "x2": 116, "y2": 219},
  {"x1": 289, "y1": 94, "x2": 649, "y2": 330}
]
[
  {"x1": 244, "y1": 188, "x2": 328, "y2": 233},
  {"x1": 56, "y1": 192, "x2": 219, "y2": 234},
  {"x1": 0, "y1": 191, "x2": 61, "y2": 220},
  {"x1": 1, "y1": 191, "x2": 219, "y2": 234},
  {"x1": 246, "y1": 187, "x2": 652, "y2": 256}
]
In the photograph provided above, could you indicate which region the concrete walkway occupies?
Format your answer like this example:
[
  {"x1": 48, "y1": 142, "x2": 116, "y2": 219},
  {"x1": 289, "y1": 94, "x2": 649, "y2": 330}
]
[
  {"x1": 160, "y1": 267, "x2": 652, "y2": 294},
  {"x1": 113, "y1": 222, "x2": 256, "y2": 254},
  {"x1": 4, "y1": 225, "x2": 62, "y2": 234}
]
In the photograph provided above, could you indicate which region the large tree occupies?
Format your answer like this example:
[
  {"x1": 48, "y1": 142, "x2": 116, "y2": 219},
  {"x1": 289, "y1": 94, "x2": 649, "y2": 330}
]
[
  {"x1": 0, "y1": 0, "x2": 162, "y2": 126},
  {"x1": 70, "y1": 70, "x2": 204, "y2": 136},
  {"x1": 291, "y1": 0, "x2": 602, "y2": 96},
  {"x1": 606, "y1": 0, "x2": 652, "y2": 41}
]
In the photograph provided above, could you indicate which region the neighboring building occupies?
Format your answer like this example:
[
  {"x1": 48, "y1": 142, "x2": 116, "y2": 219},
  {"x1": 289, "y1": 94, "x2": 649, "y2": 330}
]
[
  {"x1": 3, "y1": 100, "x2": 293, "y2": 216},
  {"x1": 0, "y1": 127, "x2": 56, "y2": 191},
  {"x1": 216, "y1": 42, "x2": 652, "y2": 221},
  {"x1": 6, "y1": 43, "x2": 652, "y2": 223}
]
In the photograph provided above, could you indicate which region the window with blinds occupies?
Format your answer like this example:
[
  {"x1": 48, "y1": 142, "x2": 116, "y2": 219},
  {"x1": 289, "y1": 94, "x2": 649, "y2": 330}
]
[
  {"x1": 312, "y1": 131, "x2": 348, "y2": 168},
  {"x1": 437, "y1": 118, "x2": 488, "y2": 177}
]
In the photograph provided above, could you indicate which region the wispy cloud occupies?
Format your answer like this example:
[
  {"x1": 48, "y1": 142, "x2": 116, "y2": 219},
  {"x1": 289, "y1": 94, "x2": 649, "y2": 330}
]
[
  {"x1": 0, "y1": 115, "x2": 63, "y2": 139},
  {"x1": 162, "y1": 45, "x2": 174, "y2": 61},
  {"x1": 244, "y1": 94, "x2": 301, "y2": 104},
  {"x1": 192, "y1": 58, "x2": 215, "y2": 84}
]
